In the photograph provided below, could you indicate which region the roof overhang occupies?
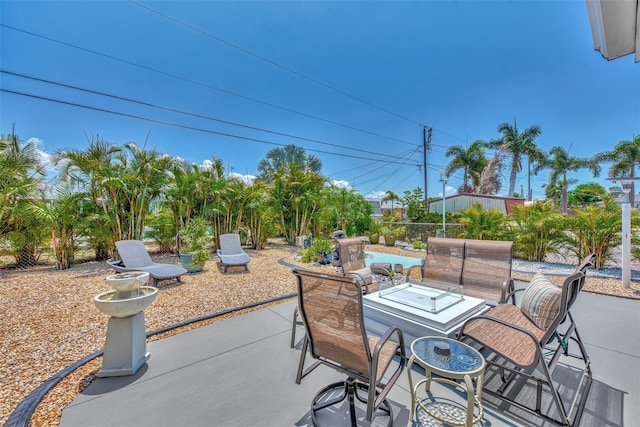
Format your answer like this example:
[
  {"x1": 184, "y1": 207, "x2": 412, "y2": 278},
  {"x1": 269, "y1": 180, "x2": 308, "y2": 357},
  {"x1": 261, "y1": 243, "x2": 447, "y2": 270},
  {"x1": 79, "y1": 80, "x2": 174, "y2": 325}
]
[{"x1": 586, "y1": 0, "x2": 639, "y2": 62}]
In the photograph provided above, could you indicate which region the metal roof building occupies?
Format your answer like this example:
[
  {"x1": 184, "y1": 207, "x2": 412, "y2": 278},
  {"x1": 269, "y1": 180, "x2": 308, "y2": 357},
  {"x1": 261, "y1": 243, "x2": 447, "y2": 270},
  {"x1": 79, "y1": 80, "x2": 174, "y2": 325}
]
[{"x1": 428, "y1": 194, "x2": 525, "y2": 215}]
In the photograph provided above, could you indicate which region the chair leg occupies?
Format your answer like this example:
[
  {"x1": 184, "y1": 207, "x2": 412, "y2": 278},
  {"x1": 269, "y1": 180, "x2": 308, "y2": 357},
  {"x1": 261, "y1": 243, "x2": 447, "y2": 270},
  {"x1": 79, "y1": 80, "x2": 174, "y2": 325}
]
[
  {"x1": 296, "y1": 335, "x2": 322, "y2": 385},
  {"x1": 290, "y1": 306, "x2": 299, "y2": 348},
  {"x1": 309, "y1": 378, "x2": 392, "y2": 427}
]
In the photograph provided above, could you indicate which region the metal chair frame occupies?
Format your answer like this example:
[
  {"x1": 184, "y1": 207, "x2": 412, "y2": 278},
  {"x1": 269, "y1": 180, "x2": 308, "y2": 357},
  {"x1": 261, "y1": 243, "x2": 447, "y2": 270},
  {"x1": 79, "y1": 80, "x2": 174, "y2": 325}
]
[
  {"x1": 293, "y1": 269, "x2": 405, "y2": 426},
  {"x1": 457, "y1": 255, "x2": 595, "y2": 427}
]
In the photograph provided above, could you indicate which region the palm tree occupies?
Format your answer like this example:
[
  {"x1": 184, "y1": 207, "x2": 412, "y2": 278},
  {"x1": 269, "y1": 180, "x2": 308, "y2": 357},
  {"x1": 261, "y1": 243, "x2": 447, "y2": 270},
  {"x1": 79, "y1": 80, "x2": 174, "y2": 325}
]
[
  {"x1": 163, "y1": 160, "x2": 208, "y2": 232},
  {"x1": 117, "y1": 142, "x2": 173, "y2": 240},
  {"x1": 324, "y1": 186, "x2": 374, "y2": 236},
  {"x1": 0, "y1": 133, "x2": 47, "y2": 265},
  {"x1": 476, "y1": 150, "x2": 505, "y2": 195},
  {"x1": 534, "y1": 146, "x2": 600, "y2": 213},
  {"x1": 53, "y1": 138, "x2": 122, "y2": 259},
  {"x1": 270, "y1": 163, "x2": 326, "y2": 244},
  {"x1": 444, "y1": 140, "x2": 488, "y2": 193},
  {"x1": 381, "y1": 190, "x2": 402, "y2": 219},
  {"x1": 257, "y1": 144, "x2": 322, "y2": 183},
  {"x1": 243, "y1": 180, "x2": 273, "y2": 249},
  {"x1": 594, "y1": 134, "x2": 640, "y2": 206},
  {"x1": 486, "y1": 120, "x2": 542, "y2": 197},
  {"x1": 28, "y1": 187, "x2": 84, "y2": 269}
]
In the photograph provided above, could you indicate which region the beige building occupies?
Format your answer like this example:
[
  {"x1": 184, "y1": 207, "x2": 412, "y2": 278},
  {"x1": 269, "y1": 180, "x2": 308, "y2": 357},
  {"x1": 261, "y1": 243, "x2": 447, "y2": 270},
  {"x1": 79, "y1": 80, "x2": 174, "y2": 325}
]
[{"x1": 428, "y1": 194, "x2": 524, "y2": 215}]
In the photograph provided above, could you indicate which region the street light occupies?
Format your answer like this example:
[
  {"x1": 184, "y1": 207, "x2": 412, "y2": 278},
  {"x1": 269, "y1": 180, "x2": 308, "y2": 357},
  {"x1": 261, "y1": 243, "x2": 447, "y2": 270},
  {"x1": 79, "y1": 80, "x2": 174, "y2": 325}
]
[
  {"x1": 439, "y1": 171, "x2": 448, "y2": 237},
  {"x1": 608, "y1": 176, "x2": 639, "y2": 289}
]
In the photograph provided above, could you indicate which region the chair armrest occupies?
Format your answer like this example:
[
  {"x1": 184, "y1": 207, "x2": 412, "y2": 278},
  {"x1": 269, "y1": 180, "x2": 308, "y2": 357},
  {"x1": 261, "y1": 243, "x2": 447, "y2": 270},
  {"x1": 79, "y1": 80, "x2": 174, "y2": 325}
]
[
  {"x1": 406, "y1": 264, "x2": 423, "y2": 280},
  {"x1": 345, "y1": 271, "x2": 370, "y2": 294},
  {"x1": 503, "y1": 277, "x2": 529, "y2": 304},
  {"x1": 371, "y1": 326, "x2": 405, "y2": 383}
]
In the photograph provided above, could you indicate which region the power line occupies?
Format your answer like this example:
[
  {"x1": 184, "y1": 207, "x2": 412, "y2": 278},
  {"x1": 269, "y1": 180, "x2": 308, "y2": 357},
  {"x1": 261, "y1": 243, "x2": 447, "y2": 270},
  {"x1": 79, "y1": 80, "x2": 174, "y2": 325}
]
[
  {"x1": 359, "y1": 147, "x2": 422, "y2": 192},
  {"x1": 1, "y1": 70, "x2": 417, "y2": 163},
  {"x1": 128, "y1": 1, "x2": 475, "y2": 145},
  {"x1": 347, "y1": 148, "x2": 420, "y2": 182},
  {"x1": 129, "y1": 0, "x2": 425, "y2": 127},
  {"x1": 0, "y1": 23, "x2": 419, "y2": 147},
  {"x1": 1, "y1": 88, "x2": 422, "y2": 167},
  {"x1": 359, "y1": 166, "x2": 419, "y2": 195}
]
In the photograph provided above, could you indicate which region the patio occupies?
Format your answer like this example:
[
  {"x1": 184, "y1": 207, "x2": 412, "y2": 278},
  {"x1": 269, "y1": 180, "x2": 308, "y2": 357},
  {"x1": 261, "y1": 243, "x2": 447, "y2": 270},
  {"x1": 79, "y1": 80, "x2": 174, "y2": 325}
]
[{"x1": 59, "y1": 292, "x2": 638, "y2": 426}]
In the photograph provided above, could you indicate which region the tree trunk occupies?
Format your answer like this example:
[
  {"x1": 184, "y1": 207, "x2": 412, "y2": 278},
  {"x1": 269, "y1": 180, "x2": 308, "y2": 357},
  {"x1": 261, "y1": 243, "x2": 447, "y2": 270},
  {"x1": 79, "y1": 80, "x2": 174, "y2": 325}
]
[
  {"x1": 508, "y1": 163, "x2": 517, "y2": 197},
  {"x1": 561, "y1": 180, "x2": 568, "y2": 213}
]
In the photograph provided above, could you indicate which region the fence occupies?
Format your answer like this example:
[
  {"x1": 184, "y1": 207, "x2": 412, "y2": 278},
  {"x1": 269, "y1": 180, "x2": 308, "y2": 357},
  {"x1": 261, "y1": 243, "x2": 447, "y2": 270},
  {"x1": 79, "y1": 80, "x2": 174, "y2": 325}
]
[{"x1": 379, "y1": 222, "x2": 464, "y2": 243}]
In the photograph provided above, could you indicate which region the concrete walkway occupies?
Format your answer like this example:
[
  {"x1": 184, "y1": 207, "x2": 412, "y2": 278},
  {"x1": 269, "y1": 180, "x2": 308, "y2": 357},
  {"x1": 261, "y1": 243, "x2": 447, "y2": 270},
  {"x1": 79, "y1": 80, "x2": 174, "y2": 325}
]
[{"x1": 60, "y1": 293, "x2": 639, "y2": 426}]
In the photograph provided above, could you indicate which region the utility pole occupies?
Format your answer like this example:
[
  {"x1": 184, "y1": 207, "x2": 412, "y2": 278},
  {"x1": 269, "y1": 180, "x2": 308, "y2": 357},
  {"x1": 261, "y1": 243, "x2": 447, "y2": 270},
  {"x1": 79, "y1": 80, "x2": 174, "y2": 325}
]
[
  {"x1": 439, "y1": 170, "x2": 448, "y2": 237},
  {"x1": 528, "y1": 159, "x2": 532, "y2": 201},
  {"x1": 423, "y1": 126, "x2": 432, "y2": 213}
]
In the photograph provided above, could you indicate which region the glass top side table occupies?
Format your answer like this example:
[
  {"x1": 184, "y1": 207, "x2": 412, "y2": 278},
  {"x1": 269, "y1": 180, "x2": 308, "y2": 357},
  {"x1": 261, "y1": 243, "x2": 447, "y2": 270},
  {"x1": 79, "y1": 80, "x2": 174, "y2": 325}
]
[{"x1": 408, "y1": 336, "x2": 485, "y2": 426}]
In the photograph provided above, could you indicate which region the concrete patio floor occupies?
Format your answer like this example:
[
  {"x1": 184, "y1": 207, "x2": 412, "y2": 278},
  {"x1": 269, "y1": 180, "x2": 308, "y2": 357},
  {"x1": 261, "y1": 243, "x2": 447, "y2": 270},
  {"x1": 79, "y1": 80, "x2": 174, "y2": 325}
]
[{"x1": 59, "y1": 292, "x2": 639, "y2": 426}]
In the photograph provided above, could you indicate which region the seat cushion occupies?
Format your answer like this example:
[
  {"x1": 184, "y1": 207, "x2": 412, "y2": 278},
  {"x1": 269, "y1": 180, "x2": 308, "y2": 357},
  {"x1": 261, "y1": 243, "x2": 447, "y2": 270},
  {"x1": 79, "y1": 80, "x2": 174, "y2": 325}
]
[
  {"x1": 462, "y1": 304, "x2": 546, "y2": 367},
  {"x1": 520, "y1": 273, "x2": 561, "y2": 330},
  {"x1": 217, "y1": 252, "x2": 250, "y2": 265}
]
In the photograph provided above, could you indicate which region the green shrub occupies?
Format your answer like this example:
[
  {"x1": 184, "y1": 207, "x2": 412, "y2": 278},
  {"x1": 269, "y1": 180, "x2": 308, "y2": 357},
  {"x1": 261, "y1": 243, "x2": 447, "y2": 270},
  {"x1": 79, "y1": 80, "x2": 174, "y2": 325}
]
[
  {"x1": 300, "y1": 246, "x2": 316, "y2": 263},
  {"x1": 562, "y1": 200, "x2": 621, "y2": 269},
  {"x1": 412, "y1": 238, "x2": 426, "y2": 250},
  {"x1": 457, "y1": 203, "x2": 508, "y2": 241},
  {"x1": 146, "y1": 209, "x2": 178, "y2": 252},
  {"x1": 180, "y1": 217, "x2": 211, "y2": 266},
  {"x1": 509, "y1": 201, "x2": 565, "y2": 262},
  {"x1": 312, "y1": 238, "x2": 334, "y2": 254}
]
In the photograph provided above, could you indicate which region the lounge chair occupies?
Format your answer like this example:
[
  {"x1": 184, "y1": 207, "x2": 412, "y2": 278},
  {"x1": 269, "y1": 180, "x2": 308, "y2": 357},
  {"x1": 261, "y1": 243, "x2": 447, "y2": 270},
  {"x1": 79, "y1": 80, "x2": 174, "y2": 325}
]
[
  {"x1": 216, "y1": 233, "x2": 250, "y2": 273},
  {"x1": 107, "y1": 240, "x2": 187, "y2": 287},
  {"x1": 292, "y1": 269, "x2": 405, "y2": 425},
  {"x1": 457, "y1": 256, "x2": 594, "y2": 427}
]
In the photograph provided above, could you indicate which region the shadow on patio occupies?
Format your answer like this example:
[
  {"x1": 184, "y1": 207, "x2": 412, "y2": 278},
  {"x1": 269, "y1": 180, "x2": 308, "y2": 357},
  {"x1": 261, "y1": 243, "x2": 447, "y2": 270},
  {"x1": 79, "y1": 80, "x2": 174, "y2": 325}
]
[{"x1": 59, "y1": 292, "x2": 638, "y2": 426}]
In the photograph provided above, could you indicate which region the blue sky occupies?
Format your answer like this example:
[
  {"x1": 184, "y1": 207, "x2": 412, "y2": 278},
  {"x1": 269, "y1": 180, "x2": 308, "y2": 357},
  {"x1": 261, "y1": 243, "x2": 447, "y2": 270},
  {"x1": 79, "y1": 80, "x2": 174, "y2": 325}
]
[{"x1": 1, "y1": 1, "x2": 638, "y2": 201}]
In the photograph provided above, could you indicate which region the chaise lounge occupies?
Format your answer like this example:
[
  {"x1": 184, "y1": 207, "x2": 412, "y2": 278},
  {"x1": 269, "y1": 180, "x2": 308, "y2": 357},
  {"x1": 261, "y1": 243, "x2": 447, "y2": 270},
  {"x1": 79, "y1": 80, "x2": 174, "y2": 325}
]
[
  {"x1": 216, "y1": 233, "x2": 250, "y2": 273},
  {"x1": 107, "y1": 240, "x2": 187, "y2": 287}
]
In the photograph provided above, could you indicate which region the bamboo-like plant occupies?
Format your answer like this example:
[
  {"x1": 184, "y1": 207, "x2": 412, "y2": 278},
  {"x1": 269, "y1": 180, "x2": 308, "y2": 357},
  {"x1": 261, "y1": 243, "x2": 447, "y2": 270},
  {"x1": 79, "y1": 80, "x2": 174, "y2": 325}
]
[
  {"x1": 457, "y1": 203, "x2": 508, "y2": 241},
  {"x1": 561, "y1": 196, "x2": 621, "y2": 269},
  {"x1": 270, "y1": 164, "x2": 325, "y2": 245},
  {"x1": 508, "y1": 201, "x2": 565, "y2": 261}
]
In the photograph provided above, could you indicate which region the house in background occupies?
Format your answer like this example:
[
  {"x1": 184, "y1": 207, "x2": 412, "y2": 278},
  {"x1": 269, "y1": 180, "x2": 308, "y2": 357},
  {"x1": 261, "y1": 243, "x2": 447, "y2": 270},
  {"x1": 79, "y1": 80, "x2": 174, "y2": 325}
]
[
  {"x1": 367, "y1": 199, "x2": 383, "y2": 219},
  {"x1": 613, "y1": 192, "x2": 640, "y2": 208},
  {"x1": 428, "y1": 194, "x2": 524, "y2": 215},
  {"x1": 379, "y1": 200, "x2": 405, "y2": 219},
  {"x1": 366, "y1": 199, "x2": 406, "y2": 219}
]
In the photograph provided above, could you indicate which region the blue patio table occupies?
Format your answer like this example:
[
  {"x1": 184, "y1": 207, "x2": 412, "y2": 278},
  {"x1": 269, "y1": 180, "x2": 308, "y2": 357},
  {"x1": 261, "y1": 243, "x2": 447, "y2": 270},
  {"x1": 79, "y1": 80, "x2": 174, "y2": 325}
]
[{"x1": 408, "y1": 336, "x2": 485, "y2": 426}]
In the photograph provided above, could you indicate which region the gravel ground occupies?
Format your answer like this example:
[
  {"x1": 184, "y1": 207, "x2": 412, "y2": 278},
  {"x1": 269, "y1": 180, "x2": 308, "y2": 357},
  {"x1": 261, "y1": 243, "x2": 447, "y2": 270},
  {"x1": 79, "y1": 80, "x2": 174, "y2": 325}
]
[{"x1": 1, "y1": 241, "x2": 639, "y2": 426}]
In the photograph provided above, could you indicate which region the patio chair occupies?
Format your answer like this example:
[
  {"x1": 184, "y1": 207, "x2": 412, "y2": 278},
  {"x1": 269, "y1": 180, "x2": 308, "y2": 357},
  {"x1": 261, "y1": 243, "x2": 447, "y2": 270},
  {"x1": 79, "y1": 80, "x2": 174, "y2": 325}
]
[
  {"x1": 457, "y1": 265, "x2": 593, "y2": 427},
  {"x1": 107, "y1": 240, "x2": 187, "y2": 287},
  {"x1": 336, "y1": 237, "x2": 374, "y2": 287},
  {"x1": 291, "y1": 237, "x2": 376, "y2": 348},
  {"x1": 462, "y1": 239, "x2": 513, "y2": 304},
  {"x1": 406, "y1": 237, "x2": 465, "y2": 284},
  {"x1": 216, "y1": 233, "x2": 250, "y2": 273},
  {"x1": 292, "y1": 269, "x2": 405, "y2": 426}
]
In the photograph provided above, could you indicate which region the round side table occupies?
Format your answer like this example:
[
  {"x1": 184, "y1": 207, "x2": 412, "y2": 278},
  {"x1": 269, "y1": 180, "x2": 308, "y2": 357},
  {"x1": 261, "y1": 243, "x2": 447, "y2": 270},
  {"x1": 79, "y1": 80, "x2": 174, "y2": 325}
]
[{"x1": 408, "y1": 336, "x2": 485, "y2": 426}]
